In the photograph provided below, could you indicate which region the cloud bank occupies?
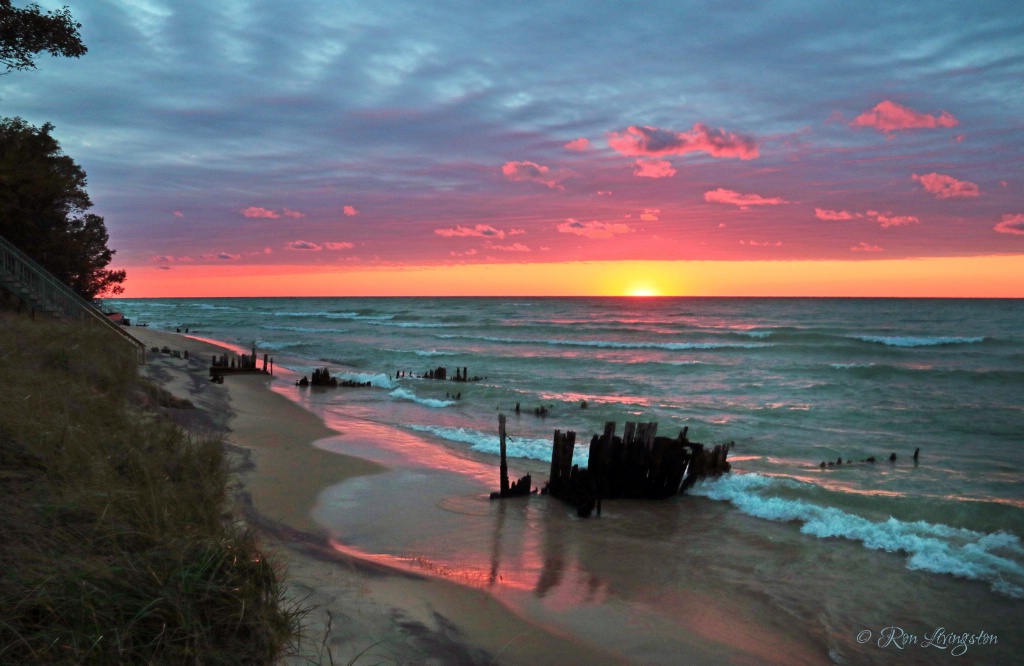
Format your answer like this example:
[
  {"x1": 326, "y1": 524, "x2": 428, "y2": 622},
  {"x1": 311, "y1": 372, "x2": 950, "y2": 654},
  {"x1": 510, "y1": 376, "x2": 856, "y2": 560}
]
[{"x1": 608, "y1": 124, "x2": 758, "y2": 160}]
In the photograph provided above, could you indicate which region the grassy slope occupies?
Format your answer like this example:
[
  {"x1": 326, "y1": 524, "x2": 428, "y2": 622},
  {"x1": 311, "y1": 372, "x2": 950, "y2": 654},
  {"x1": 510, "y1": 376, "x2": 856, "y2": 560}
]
[{"x1": 0, "y1": 313, "x2": 302, "y2": 664}]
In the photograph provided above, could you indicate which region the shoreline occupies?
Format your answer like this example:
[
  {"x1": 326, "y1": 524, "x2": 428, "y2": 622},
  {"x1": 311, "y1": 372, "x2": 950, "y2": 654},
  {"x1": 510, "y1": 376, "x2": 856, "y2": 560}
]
[{"x1": 128, "y1": 327, "x2": 628, "y2": 665}]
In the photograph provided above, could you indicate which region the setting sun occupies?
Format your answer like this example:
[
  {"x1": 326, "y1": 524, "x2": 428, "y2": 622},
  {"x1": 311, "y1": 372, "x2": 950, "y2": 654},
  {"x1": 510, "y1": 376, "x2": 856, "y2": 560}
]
[{"x1": 627, "y1": 285, "x2": 660, "y2": 297}]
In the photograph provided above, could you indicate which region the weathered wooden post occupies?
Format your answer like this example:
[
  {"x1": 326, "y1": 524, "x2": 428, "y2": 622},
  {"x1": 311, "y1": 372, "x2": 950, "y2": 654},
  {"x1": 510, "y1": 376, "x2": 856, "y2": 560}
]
[
  {"x1": 549, "y1": 429, "x2": 576, "y2": 491},
  {"x1": 549, "y1": 430, "x2": 562, "y2": 484},
  {"x1": 499, "y1": 414, "x2": 509, "y2": 496},
  {"x1": 491, "y1": 414, "x2": 533, "y2": 499}
]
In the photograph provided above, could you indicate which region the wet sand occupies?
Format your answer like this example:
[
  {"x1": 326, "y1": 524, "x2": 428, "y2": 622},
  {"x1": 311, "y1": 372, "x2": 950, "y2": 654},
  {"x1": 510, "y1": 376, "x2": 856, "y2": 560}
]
[{"x1": 129, "y1": 327, "x2": 627, "y2": 665}]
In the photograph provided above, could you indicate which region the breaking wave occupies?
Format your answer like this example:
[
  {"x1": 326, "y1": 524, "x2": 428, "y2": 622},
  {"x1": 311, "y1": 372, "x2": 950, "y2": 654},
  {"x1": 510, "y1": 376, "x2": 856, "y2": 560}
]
[
  {"x1": 389, "y1": 388, "x2": 455, "y2": 408},
  {"x1": 854, "y1": 335, "x2": 986, "y2": 347},
  {"x1": 407, "y1": 424, "x2": 586, "y2": 466},
  {"x1": 691, "y1": 473, "x2": 1024, "y2": 599}
]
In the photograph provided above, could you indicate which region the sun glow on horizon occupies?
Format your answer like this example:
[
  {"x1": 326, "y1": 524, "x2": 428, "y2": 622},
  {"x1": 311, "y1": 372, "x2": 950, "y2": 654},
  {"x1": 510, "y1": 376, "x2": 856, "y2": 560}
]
[
  {"x1": 626, "y1": 286, "x2": 661, "y2": 297},
  {"x1": 117, "y1": 255, "x2": 1024, "y2": 298}
]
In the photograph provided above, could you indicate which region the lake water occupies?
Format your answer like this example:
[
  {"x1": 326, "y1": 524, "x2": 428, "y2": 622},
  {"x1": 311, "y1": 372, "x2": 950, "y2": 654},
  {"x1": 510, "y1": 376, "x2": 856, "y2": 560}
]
[{"x1": 111, "y1": 296, "x2": 1024, "y2": 664}]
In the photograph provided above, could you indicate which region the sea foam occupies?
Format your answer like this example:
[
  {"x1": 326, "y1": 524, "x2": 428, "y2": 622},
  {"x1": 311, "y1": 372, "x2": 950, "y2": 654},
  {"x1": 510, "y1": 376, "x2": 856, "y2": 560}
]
[
  {"x1": 437, "y1": 333, "x2": 770, "y2": 352},
  {"x1": 855, "y1": 335, "x2": 985, "y2": 347},
  {"x1": 338, "y1": 372, "x2": 395, "y2": 389},
  {"x1": 271, "y1": 311, "x2": 394, "y2": 321},
  {"x1": 691, "y1": 473, "x2": 1024, "y2": 598},
  {"x1": 389, "y1": 388, "x2": 454, "y2": 408},
  {"x1": 408, "y1": 424, "x2": 587, "y2": 466}
]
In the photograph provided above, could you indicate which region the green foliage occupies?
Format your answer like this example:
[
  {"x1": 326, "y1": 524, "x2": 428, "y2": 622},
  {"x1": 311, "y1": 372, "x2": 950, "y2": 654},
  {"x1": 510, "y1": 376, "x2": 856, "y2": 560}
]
[
  {"x1": 0, "y1": 315, "x2": 302, "y2": 664},
  {"x1": 0, "y1": 116, "x2": 126, "y2": 300},
  {"x1": 0, "y1": 1, "x2": 86, "y2": 72}
]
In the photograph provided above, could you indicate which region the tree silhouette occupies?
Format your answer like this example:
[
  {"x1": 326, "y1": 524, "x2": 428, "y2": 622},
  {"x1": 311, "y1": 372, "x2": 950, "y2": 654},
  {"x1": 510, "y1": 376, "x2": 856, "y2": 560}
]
[
  {"x1": 0, "y1": 117, "x2": 125, "y2": 299},
  {"x1": 0, "y1": 1, "x2": 85, "y2": 73}
]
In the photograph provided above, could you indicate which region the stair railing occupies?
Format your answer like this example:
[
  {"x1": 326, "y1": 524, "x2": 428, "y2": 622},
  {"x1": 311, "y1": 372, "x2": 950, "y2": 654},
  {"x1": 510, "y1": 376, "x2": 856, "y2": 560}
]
[{"x1": 0, "y1": 234, "x2": 145, "y2": 363}]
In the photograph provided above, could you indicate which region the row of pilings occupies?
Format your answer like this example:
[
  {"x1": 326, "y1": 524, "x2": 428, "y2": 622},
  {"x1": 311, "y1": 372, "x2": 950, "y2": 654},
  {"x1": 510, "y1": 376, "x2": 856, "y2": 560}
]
[{"x1": 544, "y1": 421, "x2": 732, "y2": 517}]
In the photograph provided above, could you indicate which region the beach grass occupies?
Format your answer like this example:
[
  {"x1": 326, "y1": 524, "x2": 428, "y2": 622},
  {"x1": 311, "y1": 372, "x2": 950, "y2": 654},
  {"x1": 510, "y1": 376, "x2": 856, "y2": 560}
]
[{"x1": 0, "y1": 311, "x2": 303, "y2": 664}]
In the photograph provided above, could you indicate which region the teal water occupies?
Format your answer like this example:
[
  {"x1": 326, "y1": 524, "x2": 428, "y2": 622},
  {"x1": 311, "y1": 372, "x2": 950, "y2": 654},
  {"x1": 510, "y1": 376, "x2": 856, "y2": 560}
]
[{"x1": 111, "y1": 297, "x2": 1024, "y2": 663}]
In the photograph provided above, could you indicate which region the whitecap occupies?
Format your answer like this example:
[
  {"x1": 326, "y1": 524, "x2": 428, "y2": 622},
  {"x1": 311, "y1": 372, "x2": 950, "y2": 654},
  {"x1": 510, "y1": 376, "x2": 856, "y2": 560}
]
[
  {"x1": 389, "y1": 388, "x2": 454, "y2": 408},
  {"x1": 407, "y1": 425, "x2": 585, "y2": 465},
  {"x1": 691, "y1": 473, "x2": 1024, "y2": 599},
  {"x1": 855, "y1": 335, "x2": 985, "y2": 347},
  {"x1": 340, "y1": 372, "x2": 395, "y2": 389}
]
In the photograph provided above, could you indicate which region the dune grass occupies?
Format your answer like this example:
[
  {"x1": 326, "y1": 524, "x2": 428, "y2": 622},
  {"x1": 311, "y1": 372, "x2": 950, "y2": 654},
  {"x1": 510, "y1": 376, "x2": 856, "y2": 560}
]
[{"x1": 0, "y1": 312, "x2": 304, "y2": 664}]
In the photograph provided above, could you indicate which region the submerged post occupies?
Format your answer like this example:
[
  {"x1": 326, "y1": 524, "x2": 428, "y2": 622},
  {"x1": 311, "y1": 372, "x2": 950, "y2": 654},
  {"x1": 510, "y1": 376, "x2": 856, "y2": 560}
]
[{"x1": 499, "y1": 413, "x2": 509, "y2": 496}]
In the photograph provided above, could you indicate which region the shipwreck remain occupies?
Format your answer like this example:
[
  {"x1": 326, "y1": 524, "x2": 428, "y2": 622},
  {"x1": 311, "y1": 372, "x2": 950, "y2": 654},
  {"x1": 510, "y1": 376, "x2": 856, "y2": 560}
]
[{"x1": 492, "y1": 417, "x2": 732, "y2": 517}]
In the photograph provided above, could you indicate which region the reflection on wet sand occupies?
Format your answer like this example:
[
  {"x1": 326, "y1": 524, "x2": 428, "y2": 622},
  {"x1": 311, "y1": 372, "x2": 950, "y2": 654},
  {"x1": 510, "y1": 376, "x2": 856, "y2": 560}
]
[{"x1": 536, "y1": 497, "x2": 565, "y2": 598}]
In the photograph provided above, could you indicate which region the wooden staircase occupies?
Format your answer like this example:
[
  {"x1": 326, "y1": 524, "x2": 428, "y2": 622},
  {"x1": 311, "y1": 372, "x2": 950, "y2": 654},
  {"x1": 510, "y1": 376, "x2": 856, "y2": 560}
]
[{"x1": 1, "y1": 233, "x2": 145, "y2": 363}]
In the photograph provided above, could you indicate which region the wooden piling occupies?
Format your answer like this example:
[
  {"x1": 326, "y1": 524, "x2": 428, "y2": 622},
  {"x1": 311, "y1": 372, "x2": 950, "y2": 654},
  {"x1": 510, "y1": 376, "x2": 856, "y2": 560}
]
[
  {"x1": 499, "y1": 413, "x2": 509, "y2": 496},
  {"x1": 490, "y1": 413, "x2": 533, "y2": 499},
  {"x1": 545, "y1": 420, "x2": 731, "y2": 514}
]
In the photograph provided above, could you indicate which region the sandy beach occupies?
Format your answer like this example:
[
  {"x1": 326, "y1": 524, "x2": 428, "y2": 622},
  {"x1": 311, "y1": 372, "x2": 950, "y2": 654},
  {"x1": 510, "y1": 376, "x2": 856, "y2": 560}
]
[{"x1": 129, "y1": 326, "x2": 626, "y2": 665}]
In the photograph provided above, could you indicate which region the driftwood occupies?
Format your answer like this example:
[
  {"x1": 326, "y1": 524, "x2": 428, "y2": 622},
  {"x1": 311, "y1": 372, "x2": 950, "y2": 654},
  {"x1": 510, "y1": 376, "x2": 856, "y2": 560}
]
[{"x1": 544, "y1": 421, "x2": 732, "y2": 517}]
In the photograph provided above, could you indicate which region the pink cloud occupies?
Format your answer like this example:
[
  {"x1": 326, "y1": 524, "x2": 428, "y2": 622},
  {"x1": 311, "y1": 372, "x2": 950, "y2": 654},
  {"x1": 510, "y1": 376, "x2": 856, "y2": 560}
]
[
  {"x1": 564, "y1": 137, "x2": 590, "y2": 151},
  {"x1": 501, "y1": 160, "x2": 564, "y2": 189},
  {"x1": 486, "y1": 242, "x2": 531, "y2": 252},
  {"x1": 343, "y1": 205, "x2": 358, "y2": 217},
  {"x1": 435, "y1": 224, "x2": 506, "y2": 239},
  {"x1": 639, "y1": 209, "x2": 660, "y2": 221},
  {"x1": 173, "y1": 210, "x2": 184, "y2": 218},
  {"x1": 740, "y1": 240, "x2": 783, "y2": 247},
  {"x1": 285, "y1": 240, "x2": 322, "y2": 251},
  {"x1": 815, "y1": 208, "x2": 861, "y2": 221},
  {"x1": 557, "y1": 218, "x2": 631, "y2": 239},
  {"x1": 597, "y1": 190, "x2": 612, "y2": 196},
  {"x1": 851, "y1": 242, "x2": 884, "y2": 252},
  {"x1": 242, "y1": 207, "x2": 281, "y2": 218},
  {"x1": 283, "y1": 208, "x2": 306, "y2": 218},
  {"x1": 324, "y1": 241, "x2": 355, "y2": 250},
  {"x1": 450, "y1": 249, "x2": 478, "y2": 257},
  {"x1": 850, "y1": 100, "x2": 959, "y2": 133},
  {"x1": 634, "y1": 158, "x2": 676, "y2": 179},
  {"x1": 508, "y1": 228, "x2": 526, "y2": 235},
  {"x1": 912, "y1": 172, "x2": 980, "y2": 199},
  {"x1": 704, "y1": 188, "x2": 787, "y2": 209},
  {"x1": 867, "y1": 210, "x2": 921, "y2": 228},
  {"x1": 608, "y1": 123, "x2": 758, "y2": 160},
  {"x1": 994, "y1": 214, "x2": 1024, "y2": 236}
]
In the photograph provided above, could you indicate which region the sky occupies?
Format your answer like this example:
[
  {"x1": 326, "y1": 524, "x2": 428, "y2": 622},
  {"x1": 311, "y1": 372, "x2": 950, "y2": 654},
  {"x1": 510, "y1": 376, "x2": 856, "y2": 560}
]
[{"x1": 4, "y1": 0, "x2": 1023, "y2": 297}]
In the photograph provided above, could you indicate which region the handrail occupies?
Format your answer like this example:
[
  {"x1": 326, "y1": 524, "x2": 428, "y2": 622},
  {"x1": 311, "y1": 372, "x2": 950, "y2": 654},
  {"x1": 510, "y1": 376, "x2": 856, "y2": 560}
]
[{"x1": 0, "y1": 233, "x2": 145, "y2": 363}]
